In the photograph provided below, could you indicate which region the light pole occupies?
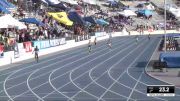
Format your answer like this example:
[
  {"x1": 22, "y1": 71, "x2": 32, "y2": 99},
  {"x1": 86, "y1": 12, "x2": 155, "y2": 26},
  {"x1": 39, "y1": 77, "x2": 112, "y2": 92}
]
[{"x1": 164, "y1": 0, "x2": 167, "y2": 52}]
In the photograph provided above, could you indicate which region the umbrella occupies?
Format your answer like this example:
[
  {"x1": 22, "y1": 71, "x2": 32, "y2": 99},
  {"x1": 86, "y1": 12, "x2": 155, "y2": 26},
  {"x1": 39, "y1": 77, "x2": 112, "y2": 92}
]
[
  {"x1": 96, "y1": 19, "x2": 109, "y2": 25},
  {"x1": 0, "y1": 5, "x2": 10, "y2": 13},
  {"x1": 19, "y1": 18, "x2": 44, "y2": 26},
  {"x1": 83, "y1": 16, "x2": 96, "y2": 24}
]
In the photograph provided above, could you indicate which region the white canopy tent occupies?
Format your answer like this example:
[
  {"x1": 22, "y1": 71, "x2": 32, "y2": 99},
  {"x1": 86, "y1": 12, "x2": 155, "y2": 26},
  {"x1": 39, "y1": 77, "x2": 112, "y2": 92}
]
[
  {"x1": 145, "y1": 4, "x2": 155, "y2": 10},
  {"x1": 118, "y1": 10, "x2": 137, "y2": 17},
  {"x1": 41, "y1": 0, "x2": 48, "y2": 4},
  {"x1": 60, "y1": 0, "x2": 78, "y2": 5},
  {"x1": 0, "y1": 15, "x2": 27, "y2": 29},
  {"x1": 168, "y1": 6, "x2": 180, "y2": 18},
  {"x1": 48, "y1": 0, "x2": 60, "y2": 4},
  {"x1": 82, "y1": 0, "x2": 96, "y2": 5}
]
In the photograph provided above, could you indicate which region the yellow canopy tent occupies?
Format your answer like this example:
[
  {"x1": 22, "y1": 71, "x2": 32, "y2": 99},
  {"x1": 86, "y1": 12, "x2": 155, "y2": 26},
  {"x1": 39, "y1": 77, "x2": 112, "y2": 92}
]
[{"x1": 48, "y1": 12, "x2": 73, "y2": 26}]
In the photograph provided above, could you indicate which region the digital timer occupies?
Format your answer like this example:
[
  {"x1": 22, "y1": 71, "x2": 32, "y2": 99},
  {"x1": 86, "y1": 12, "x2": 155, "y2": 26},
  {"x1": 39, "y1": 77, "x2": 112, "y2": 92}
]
[{"x1": 147, "y1": 85, "x2": 175, "y2": 97}]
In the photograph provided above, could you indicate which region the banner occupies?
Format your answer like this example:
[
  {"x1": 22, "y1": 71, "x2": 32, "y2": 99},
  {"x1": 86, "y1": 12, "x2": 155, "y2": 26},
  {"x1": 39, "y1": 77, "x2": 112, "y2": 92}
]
[
  {"x1": 23, "y1": 42, "x2": 32, "y2": 52},
  {"x1": 59, "y1": 38, "x2": 66, "y2": 45},
  {"x1": 33, "y1": 41, "x2": 41, "y2": 50},
  {"x1": 40, "y1": 40, "x2": 50, "y2": 49},
  {"x1": 50, "y1": 39, "x2": 59, "y2": 47},
  {"x1": 18, "y1": 43, "x2": 26, "y2": 57},
  {"x1": 0, "y1": 45, "x2": 4, "y2": 58}
]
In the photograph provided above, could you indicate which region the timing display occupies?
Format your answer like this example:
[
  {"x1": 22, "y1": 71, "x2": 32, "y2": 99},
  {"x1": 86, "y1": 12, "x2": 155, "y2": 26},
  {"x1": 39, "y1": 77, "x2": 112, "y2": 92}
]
[{"x1": 147, "y1": 85, "x2": 175, "y2": 97}]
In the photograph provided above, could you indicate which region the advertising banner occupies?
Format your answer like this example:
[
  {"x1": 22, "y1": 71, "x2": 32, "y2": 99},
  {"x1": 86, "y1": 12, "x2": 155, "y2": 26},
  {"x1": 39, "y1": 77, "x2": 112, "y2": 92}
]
[
  {"x1": 23, "y1": 42, "x2": 32, "y2": 52},
  {"x1": 50, "y1": 39, "x2": 59, "y2": 47},
  {"x1": 59, "y1": 38, "x2": 66, "y2": 45},
  {"x1": 40, "y1": 40, "x2": 50, "y2": 49},
  {"x1": 18, "y1": 43, "x2": 26, "y2": 57},
  {"x1": 33, "y1": 41, "x2": 41, "y2": 50},
  {"x1": 0, "y1": 45, "x2": 4, "y2": 58}
]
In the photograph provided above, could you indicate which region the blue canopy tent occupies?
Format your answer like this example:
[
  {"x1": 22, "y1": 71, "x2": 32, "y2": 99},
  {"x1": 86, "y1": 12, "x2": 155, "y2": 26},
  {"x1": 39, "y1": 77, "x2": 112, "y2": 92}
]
[
  {"x1": 96, "y1": 19, "x2": 109, "y2": 26},
  {"x1": 107, "y1": 0, "x2": 119, "y2": 7},
  {"x1": 19, "y1": 18, "x2": 44, "y2": 26},
  {"x1": 0, "y1": 5, "x2": 10, "y2": 13},
  {"x1": 0, "y1": 0, "x2": 9, "y2": 8},
  {"x1": 68, "y1": 11, "x2": 85, "y2": 25},
  {"x1": 40, "y1": 0, "x2": 69, "y2": 11},
  {"x1": 1, "y1": 0, "x2": 15, "y2": 8},
  {"x1": 53, "y1": 3, "x2": 70, "y2": 11},
  {"x1": 138, "y1": 9, "x2": 152, "y2": 16},
  {"x1": 83, "y1": 16, "x2": 96, "y2": 24}
]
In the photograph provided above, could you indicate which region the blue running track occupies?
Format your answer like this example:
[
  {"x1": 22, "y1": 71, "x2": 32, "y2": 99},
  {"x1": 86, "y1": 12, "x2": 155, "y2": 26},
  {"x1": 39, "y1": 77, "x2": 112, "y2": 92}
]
[{"x1": 0, "y1": 35, "x2": 180, "y2": 101}]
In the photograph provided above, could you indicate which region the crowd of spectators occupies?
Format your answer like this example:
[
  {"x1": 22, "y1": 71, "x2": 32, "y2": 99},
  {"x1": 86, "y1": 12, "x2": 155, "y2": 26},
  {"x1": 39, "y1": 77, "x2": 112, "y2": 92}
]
[{"x1": 0, "y1": 0, "x2": 180, "y2": 52}]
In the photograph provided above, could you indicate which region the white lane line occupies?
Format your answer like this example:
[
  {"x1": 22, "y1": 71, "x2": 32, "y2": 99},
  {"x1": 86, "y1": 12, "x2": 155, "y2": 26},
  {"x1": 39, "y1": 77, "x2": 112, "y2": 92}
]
[
  {"x1": 68, "y1": 38, "x2": 141, "y2": 101},
  {"x1": 108, "y1": 38, "x2": 168, "y2": 101},
  {"x1": 4, "y1": 39, "x2": 121, "y2": 101},
  {"x1": 2, "y1": 37, "x2": 127, "y2": 84},
  {"x1": 127, "y1": 38, "x2": 168, "y2": 101},
  {"x1": 96, "y1": 37, "x2": 149, "y2": 101},
  {"x1": 11, "y1": 37, "x2": 130, "y2": 100},
  {"x1": 3, "y1": 50, "x2": 89, "y2": 92},
  {"x1": 29, "y1": 38, "x2": 129, "y2": 101},
  {"x1": 3, "y1": 45, "x2": 92, "y2": 101},
  {"x1": 144, "y1": 37, "x2": 180, "y2": 91},
  {"x1": 69, "y1": 37, "x2": 147, "y2": 100},
  {"x1": 0, "y1": 45, "x2": 86, "y2": 77},
  {"x1": 27, "y1": 69, "x2": 44, "y2": 101},
  {"x1": 0, "y1": 38, "x2": 115, "y2": 85},
  {"x1": 44, "y1": 38, "x2": 135, "y2": 100},
  {"x1": 3, "y1": 38, "x2": 126, "y2": 87}
]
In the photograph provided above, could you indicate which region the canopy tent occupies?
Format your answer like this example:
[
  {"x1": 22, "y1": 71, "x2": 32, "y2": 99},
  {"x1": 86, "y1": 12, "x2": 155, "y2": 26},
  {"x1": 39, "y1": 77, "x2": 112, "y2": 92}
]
[
  {"x1": 137, "y1": 9, "x2": 152, "y2": 16},
  {"x1": 40, "y1": 0, "x2": 48, "y2": 4},
  {"x1": 0, "y1": 5, "x2": 10, "y2": 13},
  {"x1": 82, "y1": 0, "x2": 96, "y2": 5},
  {"x1": 52, "y1": 3, "x2": 69, "y2": 11},
  {"x1": 68, "y1": 11, "x2": 85, "y2": 25},
  {"x1": 168, "y1": 6, "x2": 180, "y2": 18},
  {"x1": 144, "y1": 3, "x2": 155, "y2": 10},
  {"x1": 0, "y1": 0, "x2": 10, "y2": 8},
  {"x1": 0, "y1": 0, "x2": 15, "y2": 8},
  {"x1": 48, "y1": 12, "x2": 73, "y2": 26},
  {"x1": 19, "y1": 18, "x2": 44, "y2": 26},
  {"x1": 0, "y1": 15, "x2": 27, "y2": 29},
  {"x1": 60, "y1": 0, "x2": 78, "y2": 5},
  {"x1": 137, "y1": 3, "x2": 155, "y2": 10},
  {"x1": 96, "y1": 19, "x2": 109, "y2": 26},
  {"x1": 83, "y1": 16, "x2": 96, "y2": 24},
  {"x1": 44, "y1": 0, "x2": 60, "y2": 5},
  {"x1": 118, "y1": 10, "x2": 137, "y2": 17},
  {"x1": 107, "y1": 0, "x2": 119, "y2": 7}
]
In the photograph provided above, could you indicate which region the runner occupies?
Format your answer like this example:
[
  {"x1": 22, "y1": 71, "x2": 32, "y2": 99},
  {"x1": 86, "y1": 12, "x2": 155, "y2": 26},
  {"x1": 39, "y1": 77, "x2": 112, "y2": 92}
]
[
  {"x1": 148, "y1": 33, "x2": 151, "y2": 40},
  {"x1": 107, "y1": 38, "x2": 112, "y2": 49},
  {"x1": 32, "y1": 46, "x2": 39, "y2": 62},
  {"x1": 94, "y1": 37, "x2": 97, "y2": 45},
  {"x1": 88, "y1": 40, "x2": 92, "y2": 53},
  {"x1": 136, "y1": 35, "x2": 139, "y2": 44}
]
